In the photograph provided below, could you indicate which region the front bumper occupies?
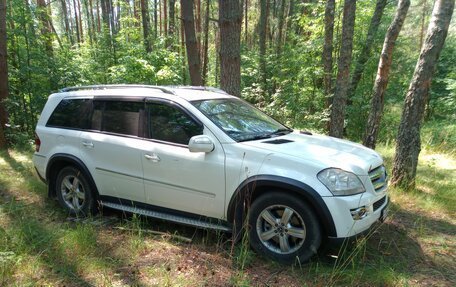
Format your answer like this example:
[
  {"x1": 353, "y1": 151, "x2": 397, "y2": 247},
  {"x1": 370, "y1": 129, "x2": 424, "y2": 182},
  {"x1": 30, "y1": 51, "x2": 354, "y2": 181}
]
[{"x1": 323, "y1": 193, "x2": 389, "y2": 238}]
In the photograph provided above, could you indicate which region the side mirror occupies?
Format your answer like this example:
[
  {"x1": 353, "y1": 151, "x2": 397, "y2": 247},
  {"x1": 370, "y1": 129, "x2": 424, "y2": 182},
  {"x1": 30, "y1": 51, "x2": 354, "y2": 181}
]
[{"x1": 188, "y1": 135, "x2": 215, "y2": 153}]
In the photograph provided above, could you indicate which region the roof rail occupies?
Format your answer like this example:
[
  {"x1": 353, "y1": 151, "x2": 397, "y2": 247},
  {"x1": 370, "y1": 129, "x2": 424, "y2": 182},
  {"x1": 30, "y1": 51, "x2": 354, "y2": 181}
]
[
  {"x1": 60, "y1": 85, "x2": 176, "y2": 95},
  {"x1": 169, "y1": 86, "x2": 228, "y2": 95}
]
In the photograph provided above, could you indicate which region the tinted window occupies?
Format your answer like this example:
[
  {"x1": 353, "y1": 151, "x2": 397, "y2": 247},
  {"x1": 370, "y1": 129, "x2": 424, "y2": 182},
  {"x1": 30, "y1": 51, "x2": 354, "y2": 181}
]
[
  {"x1": 148, "y1": 103, "x2": 203, "y2": 145},
  {"x1": 47, "y1": 99, "x2": 92, "y2": 129},
  {"x1": 93, "y1": 101, "x2": 144, "y2": 136}
]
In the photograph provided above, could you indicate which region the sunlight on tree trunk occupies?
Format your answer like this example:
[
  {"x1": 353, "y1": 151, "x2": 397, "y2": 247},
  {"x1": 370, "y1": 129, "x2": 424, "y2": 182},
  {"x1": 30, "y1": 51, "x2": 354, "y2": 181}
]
[
  {"x1": 219, "y1": 0, "x2": 241, "y2": 97},
  {"x1": 363, "y1": 0, "x2": 410, "y2": 149},
  {"x1": 329, "y1": 0, "x2": 356, "y2": 138},
  {"x1": 391, "y1": 0, "x2": 454, "y2": 189}
]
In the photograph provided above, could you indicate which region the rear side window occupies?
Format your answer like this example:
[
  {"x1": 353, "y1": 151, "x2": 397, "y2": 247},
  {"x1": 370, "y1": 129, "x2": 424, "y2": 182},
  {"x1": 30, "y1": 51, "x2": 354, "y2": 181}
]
[
  {"x1": 93, "y1": 101, "x2": 144, "y2": 137},
  {"x1": 47, "y1": 99, "x2": 92, "y2": 129}
]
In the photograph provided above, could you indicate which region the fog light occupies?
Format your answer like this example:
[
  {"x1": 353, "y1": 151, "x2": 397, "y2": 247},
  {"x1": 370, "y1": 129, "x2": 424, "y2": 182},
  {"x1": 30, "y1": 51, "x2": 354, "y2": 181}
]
[{"x1": 350, "y1": 207, "x2": 368, "y2": 220}]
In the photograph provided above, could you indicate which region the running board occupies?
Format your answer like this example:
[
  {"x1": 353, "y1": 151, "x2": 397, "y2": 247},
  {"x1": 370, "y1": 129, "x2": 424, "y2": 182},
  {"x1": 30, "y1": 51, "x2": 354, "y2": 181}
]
[{"x1": 101, "y1": 202, "x2": 232, "y2": 232}]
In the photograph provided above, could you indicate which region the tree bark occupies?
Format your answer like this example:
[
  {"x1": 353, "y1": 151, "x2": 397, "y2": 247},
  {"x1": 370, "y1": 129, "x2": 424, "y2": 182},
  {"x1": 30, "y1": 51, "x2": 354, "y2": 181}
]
[
  {"x1": 37, "y1": 0, "x2": 54, "y2": 53},
  {"x1": 141, "y1": 0, "x2": 151, "y2": 52},
  {"x1": 169, "y1": 0, "x2": 175, "y2": 36},
  {"x1": 61, "y1": 0, "x2": 73, "y2": 43},
  {"x1": 0, "y1": 0, "x2": 8, "y2": 148},
  {"x1": 181, "y1": 0, "x2": 203, "y2": 86},
  {"x1": 259, "y1": 0, "x2": 268, "y2": 93},
  {"x1": 323, "y1": 0, "x2": 335, "y2": 109},
  {"x1": 363, "y1": 0, "x2": 410, "y2": 149},
  {"x1": 219, "y1": 0, "x2": 242, "y2": 97},
  {"x1": 348, "y1": 0, "x2": 388, "y2": 97},
  {"x1": 276, "y1": 0, "x2": 286, "y2": 56},
  {"x1": 391, "y1": 0, "x2": 454, "y2": 189},
  {"x1": 329, "y1": 0, "x2": 356, "y2": 138},
  {"x1": 202, "y1": 0, "x2": 210, "y2": 84}
]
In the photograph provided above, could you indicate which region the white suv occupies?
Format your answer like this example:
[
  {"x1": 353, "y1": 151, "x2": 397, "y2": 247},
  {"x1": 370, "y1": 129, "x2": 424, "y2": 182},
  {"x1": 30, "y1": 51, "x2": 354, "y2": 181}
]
[{"x1": 33, "y1": 85, "x2": 388, "y2": 263}]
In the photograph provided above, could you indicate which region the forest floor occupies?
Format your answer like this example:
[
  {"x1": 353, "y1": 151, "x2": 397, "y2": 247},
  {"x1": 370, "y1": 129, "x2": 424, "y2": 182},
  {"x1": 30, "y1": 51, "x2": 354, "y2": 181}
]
[{"x1": 0, "y1": 146, "x2": 455, "y2": 287}]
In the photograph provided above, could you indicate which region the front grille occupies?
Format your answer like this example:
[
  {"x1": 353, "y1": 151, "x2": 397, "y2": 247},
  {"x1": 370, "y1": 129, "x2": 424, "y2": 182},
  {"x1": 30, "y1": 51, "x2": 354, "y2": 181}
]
[
  {"x1": 373, "y1": 196, "x2": 386, "y2": 211},
  {"x1": 369, "y1": 165, "x2": 387, "y2": 192}
]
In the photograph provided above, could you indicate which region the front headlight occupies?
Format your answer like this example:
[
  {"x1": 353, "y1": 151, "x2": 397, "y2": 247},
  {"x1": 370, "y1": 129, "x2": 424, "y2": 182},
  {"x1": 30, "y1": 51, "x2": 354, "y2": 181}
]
[{"x1": 317, "y1": 168, "x2": 365, "y2": 196}]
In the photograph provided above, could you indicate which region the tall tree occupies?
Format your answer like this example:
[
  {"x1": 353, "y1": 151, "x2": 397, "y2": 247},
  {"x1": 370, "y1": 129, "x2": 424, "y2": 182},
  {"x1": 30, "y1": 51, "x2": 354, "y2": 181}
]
[
  {"x1": 141, "y1": 0, "x2": 151, "y2": 52},
  {"x1": 219, "y1": 0, "x2": 241, "y2": 96},
  {"x1": 329, "y1": 0, "x2": 356, "y2": 138},
  {"x1": 168, "y1": 0, "x2": 176, "y2": 36},
  {"x1": 181, "y1": 0, "x2": 203, "y2": 85},
  {"x1": 60, "y1": 0, "x2": 73, "y2": 44},
  {"x1": 202, "y1": 0, "x2": 210, "y2": 84},
  {"x1": 391, "y1": 0, "x2": 454, "y2": 189},
  {"x1": 348, "y1": 0, "x2": 388, "y2": 97},
  {"x1": 363, "y1": 0, "x2": 410, "y2": 149},
  {"x1": 276, "y1": 0, "x2": 287, "y2": 56},
  {"x1": 0, "y1": 0, "x2": 7, "y2": 148},
  {"x1": 323, "y1": 0, "x2": 335, "y2": 108},
  {"x1": 259, "y1": 0, "x2": 268, "y2": 93}
]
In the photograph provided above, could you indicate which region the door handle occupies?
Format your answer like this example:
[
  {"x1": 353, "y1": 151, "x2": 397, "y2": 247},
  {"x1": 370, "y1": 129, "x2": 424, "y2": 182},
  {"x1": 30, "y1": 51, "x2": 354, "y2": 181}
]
[
  {"x1": 82, "y1": 141, "x2": 94, "y2": 148},
  {"x1": 144, "y1": 153, "x2": 160, "y2": 162}
]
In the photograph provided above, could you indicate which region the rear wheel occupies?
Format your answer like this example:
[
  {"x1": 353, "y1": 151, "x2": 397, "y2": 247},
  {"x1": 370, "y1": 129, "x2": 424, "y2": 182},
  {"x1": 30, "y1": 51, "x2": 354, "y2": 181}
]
[
  {"x1": 55, "y1": 166, "x2": 95, "y2": 216},
  {"x1": 249, "y1": 192, "x2": 321, "y2": 264}
]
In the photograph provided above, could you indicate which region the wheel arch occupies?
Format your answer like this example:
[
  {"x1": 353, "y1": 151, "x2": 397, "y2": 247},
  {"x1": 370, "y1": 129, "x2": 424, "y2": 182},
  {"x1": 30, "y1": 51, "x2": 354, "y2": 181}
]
[
  {"x1": 227, "y1": 175, "x2": 337, "y2": 238},
  {"x1": 46, "y1": 153, "x2": 99, "y2": 199}
]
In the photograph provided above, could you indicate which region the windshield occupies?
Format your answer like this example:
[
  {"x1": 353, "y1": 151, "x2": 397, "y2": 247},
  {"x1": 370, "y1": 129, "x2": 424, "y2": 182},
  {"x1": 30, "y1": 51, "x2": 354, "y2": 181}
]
[{"x1": 192, "y1": 98, "x2": 291, "y2": 142}]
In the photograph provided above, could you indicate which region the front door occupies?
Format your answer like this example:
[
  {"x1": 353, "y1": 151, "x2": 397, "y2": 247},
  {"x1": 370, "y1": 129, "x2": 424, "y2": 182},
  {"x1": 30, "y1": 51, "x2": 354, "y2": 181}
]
[{"x1": 141, "y1": 101, "x2": 226, "y2": 219}]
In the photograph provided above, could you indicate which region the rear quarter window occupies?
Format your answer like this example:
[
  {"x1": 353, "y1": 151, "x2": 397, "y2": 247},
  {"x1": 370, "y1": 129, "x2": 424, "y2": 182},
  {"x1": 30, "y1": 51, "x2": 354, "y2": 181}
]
[{"x1": 46, "y1": 99, "x2": 92, "y2": 129}]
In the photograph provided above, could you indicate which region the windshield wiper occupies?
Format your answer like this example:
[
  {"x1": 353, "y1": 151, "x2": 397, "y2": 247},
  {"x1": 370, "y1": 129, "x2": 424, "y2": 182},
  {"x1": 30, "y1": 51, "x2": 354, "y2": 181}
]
[
  {"x1": 238, "y1": 128, "x2": 293, "y2": 142},
  {"x1": 268, "y1": 128, "x2": 293, "y2": 137}
]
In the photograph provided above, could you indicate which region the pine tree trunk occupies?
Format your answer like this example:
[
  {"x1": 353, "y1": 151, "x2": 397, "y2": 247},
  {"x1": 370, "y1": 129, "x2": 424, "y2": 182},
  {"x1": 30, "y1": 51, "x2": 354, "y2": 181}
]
[
  {"x1": 164, "y1": 0, "x2": 168, "y2": 36},
  {"x1": 37, "y1": 0, "x2": 54, "y2": 53},
  {"x1": 348, "y1": 0, "x2": 387, "y2": 97},
  {"x1": 181, "y1": 0, "x2": 203, "y2": 86},
  {"x1": 244, "y1": 0, "x2": 248, "y2": 44},
  {"x1": 202, "y1": 0, "x2": 209, "y2": 85},
  {"x1": 169, "y1": 0, "x2": 175, "y2": 36},
  {"x1": 154, "y1": 0, "x2": 158, "y2": 38},
  {"x1": 0, "y1": 0, "x2": 8, "y2": 149},
  {"x1": 391, "y1": 0, "x2": 454, "y2": 189},
  {"x1": 276, "y1": 0, "x2": 286, "y2": 56},
  {"x1": 363, "y1": 0, "x2": 410, "y2": 149},
  {"x1": 141, "y1": 0, "x2": 151, "y2": 52},
  {"x1": 259, "y1": 0, "x2": 268, "y2": 94},
  {"x1": 89, "y1": 0, "x2": 96, "y2": 40},
  {"x1": 61, "y1": 0, "x2": 73, "y2": 43},
  {"x1": 77, "y1": 0, "x2": 84, "y2": 42},
  {"x1": 219, "y1": 0, "x2": 241, "y2": 97},
  {"x1": 329, "y1": 0, "x2": 356, "y2": 138},
  {"x1": 323, "y1": 0, "x2": 335, "y2": 109}
]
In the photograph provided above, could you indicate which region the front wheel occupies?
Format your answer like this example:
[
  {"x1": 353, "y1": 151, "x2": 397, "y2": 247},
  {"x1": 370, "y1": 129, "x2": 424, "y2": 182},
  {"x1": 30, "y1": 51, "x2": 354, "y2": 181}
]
[
  {"x1": 55, "y1": 166, "x2": 95, "y2": 216},
  {"x1": 249, "y1": 192, "x2": 321, "y2": 264}
]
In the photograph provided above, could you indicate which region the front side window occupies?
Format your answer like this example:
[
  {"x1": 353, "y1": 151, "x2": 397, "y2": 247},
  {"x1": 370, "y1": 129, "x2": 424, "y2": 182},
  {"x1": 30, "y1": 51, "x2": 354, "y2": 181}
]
[
  {"x1": 92, "y1": 101, "x2": 144, "y2": 136},
  {"x1": 192, "y1": 98, "x2": 290, "y2": 142},
  {"x1": 147, "y1": 103, "x2": 203, "y2": 145},
  {"x1": 47, "y1": 99, "x2": 92, "y2": 129}
]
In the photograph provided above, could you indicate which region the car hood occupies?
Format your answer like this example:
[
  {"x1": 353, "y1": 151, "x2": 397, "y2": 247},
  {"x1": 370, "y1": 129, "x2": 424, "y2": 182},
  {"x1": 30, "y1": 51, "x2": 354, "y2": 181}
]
[{"x1": 241, "y1": 132, "x2": 383, "y2": 175}]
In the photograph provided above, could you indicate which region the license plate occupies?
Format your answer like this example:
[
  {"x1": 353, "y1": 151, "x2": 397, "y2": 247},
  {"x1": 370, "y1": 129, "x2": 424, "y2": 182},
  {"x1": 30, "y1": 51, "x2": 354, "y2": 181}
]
[{"x1": 380, "y1": 204, "x2": 389, "y2": 222}]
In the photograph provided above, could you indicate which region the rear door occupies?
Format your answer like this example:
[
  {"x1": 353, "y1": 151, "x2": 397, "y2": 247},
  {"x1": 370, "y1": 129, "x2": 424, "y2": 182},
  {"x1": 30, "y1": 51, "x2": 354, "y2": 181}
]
[{"x1": 79, "y1": 99, "x2": 147, "y2": 203}]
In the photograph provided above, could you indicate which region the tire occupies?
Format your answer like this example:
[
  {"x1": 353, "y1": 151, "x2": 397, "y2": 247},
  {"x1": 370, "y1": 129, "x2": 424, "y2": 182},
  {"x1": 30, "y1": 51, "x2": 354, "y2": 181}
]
[
  {"x1": 55, "y1": 166, "x2": 95, "y2": 216},
  {"x1": 248, "y1": 192, "x2": 321, "y2": 264}
]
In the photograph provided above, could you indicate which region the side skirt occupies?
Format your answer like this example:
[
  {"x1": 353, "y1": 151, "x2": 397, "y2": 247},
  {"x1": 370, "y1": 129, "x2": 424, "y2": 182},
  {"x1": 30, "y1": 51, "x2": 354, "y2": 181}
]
[{"x1": 100, "y1": 199, "x2": 232, "y2": 232}]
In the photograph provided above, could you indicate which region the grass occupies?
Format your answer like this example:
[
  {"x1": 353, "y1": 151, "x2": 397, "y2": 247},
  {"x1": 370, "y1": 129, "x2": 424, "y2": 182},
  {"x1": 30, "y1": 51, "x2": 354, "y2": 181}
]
[{"x1": 0, "y1": 146, "x2": 455, "y2": 286}]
